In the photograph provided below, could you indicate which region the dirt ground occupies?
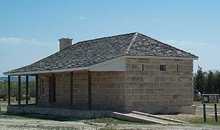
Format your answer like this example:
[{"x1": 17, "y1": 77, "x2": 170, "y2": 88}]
[
  {"x1": 0, "y1": 117, "x2": 220, "y2": 130},
  {"x1": 1, "y1": 101, "x2": 220, "y2": 130},
  {"x1": 0, "y1": 116, "x2": 219, "y2": 130}
]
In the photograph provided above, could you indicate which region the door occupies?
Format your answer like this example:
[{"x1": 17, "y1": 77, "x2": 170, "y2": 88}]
[{"x1": 49, "y1": 74, "x2": 56, "y2": 103}]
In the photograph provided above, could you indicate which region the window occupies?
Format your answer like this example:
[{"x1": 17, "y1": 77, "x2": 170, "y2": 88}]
[
  {"x1": 160, "y1": 65, "x2": 166, "y2": 71},
  {"x1": 177, "y1": 64, "x2": 180, "y2": 72},
  {"x1": 141, "y1": 64, "x2": 144, "y2": 72},
  {"x1": 128, "y1": 64, "x2": 143, "y2": 72}
]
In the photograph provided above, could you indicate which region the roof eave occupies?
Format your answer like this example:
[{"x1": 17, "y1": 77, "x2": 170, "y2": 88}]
[
  {"x1": 125, "y1": 55, "x2": 199, "y2": 60},
  {"x1": 4, "y1": 67, "x2": 89, "y2": 76},
  {"x1": 193, "y1": 56, "x2": 199, "y2": 60}
]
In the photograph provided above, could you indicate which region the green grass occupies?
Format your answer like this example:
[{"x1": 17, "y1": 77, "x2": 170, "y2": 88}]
[{"x1": 188, "y1": 116, "x2": 220, "y2": 125}]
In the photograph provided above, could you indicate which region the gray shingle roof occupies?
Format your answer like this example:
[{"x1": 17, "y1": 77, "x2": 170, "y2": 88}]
[{"x1": 5, "y1": 32, "x2": 198, "y2": 75}]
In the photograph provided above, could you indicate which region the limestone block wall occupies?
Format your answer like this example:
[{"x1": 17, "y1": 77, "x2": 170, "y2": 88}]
[
  {"x1": 72, "y1": 71, "x2": 89, "y2": 109},
  {"x1": 91, "y1": 71, "x2": 126, "y2": 111},
  {"x1": 38, "y1": 71, "x2": 89, "y2": 108},
  {"x1": 55, "y1": 73, "x2": 71, "y2": 106},
  {"x1": 38, "y1": 74, "x2": 50, "y2": 106},
  {"x1": 38, "y1": 71, "x2": 126, "y2": 111},
  {"x1": 38, "y1": 73, "x2": 72, "y2": 106},
  {"x1": 124, "y1": 58, "x2": 194, "y2": 114}
]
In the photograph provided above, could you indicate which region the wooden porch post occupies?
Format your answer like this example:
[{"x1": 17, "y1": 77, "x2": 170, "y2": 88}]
[
  {"x1": 88, "y1": 71, "x2": 92, "y2": 110},
  {"x1": 52, "y1": 74, "x2": 56, "y2": 102},
  {"x1": 49, "y1": 74, "x2": 56, "y2": 103},
  {"x1": 25, "y1": 75, "x2": 29, "y2": 104},
  {"x1": 35, "y1": 75, "x2": 39, "y2": 105},
  {"x1": 8, "y1": 75, "x2": 11, "y2": 105},
  {"x1": 18, "y1": 75, "x2": 21, "y2": 105},
  {"x1": 70, "y1": 72, "x2": 73, "y2": 105}
]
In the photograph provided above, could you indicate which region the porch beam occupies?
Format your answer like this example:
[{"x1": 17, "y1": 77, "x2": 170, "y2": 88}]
[
  {"x1": 8, "y1": 75, "x2": 11, "y2": 105},
  {"x1": 18, "y1": 75, "x2": 21, "y2": 105},
  {"x1": 35, "y1": 75, "x2": 39, "y2": 105},
  {"x1": 26, "y1": 75, "x2": 29, "y2": 104}
]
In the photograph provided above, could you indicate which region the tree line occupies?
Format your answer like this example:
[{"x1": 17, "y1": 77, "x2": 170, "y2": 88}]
[
  {"x1": 0, "y1": 81, "x2": 36, "y2": 98},
  {"x1": 194, "y1": 66, "x2": 220, "y2": 94}
]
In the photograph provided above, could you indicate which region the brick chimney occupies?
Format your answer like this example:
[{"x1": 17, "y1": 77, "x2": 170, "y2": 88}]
[{"x1": 59, "y1": 38, "x2": 72, "y2": 51}]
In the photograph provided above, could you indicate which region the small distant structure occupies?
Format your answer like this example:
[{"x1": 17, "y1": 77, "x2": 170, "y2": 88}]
[
  {"x1": 202, "y1": 94, "x2": 220, "y2": 103},
  {"x1": 202, "y1": 94, "x2": 220, "y2": 123}
]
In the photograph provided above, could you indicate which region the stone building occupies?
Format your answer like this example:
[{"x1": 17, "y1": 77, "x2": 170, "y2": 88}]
[{"x1": 5, "y1": 32, "x2": 198, "y2": 114}]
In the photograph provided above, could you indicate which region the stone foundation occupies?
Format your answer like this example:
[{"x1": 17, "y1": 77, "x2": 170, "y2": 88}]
[{"x1": 7, "y1": 105, "x2": 112, "y2": 118}]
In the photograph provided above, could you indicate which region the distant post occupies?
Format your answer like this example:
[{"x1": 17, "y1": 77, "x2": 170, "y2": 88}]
[
  {"x1": 8, "y1": 76, "x2": 11, "y2": 105},
  {"x1": 214, "y1": 104, "x2": 218, "y2": 122},
  {"x1": 203, "y1": 103, "x2": 206, "y2": 123}
]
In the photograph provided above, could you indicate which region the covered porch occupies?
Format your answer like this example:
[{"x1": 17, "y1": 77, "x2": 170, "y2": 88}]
[
  {"x1": 6, "y1": 70, "x2": 125, "y2": 112},
  {"x1": 7, "y1": 70, "x2": 93, "y2": 109}
]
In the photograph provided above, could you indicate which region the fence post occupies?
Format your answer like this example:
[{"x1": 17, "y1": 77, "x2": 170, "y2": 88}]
[
  {"x1": 203, "y1": 103, "x2": 206, "y2": 123},
  {"x1": 214, "y1": 104, "x2": 218, "y2": 122}
]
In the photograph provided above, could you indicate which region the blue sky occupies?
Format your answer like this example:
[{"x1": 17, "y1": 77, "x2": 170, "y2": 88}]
[{"x1": 0, "y1": 0, "x2": 220, "y2": 76}]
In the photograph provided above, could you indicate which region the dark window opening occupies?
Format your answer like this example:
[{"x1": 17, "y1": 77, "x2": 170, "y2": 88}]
[
  {"x1": 160, "y1": 65, "x2": 166, "y2": 71},
  {"x1": 177, "y1": 64, "x2": 180, "y2": 72},
  {"x1": 49, "y1": 74, "x2": 56, "y2": 103},
  {"x1": 141, "y1": 64, "x2": 144, "y2": 72}
]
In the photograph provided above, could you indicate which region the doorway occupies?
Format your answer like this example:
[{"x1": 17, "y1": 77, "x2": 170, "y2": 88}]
[{"x1": 49, "y1": 74, "x2": 56, "y2": 103}]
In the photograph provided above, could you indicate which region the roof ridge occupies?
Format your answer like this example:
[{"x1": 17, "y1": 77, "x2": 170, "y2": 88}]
[
  {"x1": 77, "y1": 32, "x2": 137, "y2": 44},
  {"x1": 38, "y1": 32, "x2": 139, "y2": 63},
  {"x1": 57, "y1": 32, "x2": 138, "y2": 52},
  {"x1": 125, "y1": 32, "x2": 138, "y2": 54}
]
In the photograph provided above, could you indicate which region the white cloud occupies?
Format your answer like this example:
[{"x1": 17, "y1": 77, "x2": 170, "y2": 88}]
[
  {"x1": 0, "y1": 37, "x2": 32, "y2": 44},
  {"x1": 0, "y1": 37, "x2": 50, "y2": 47}
]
